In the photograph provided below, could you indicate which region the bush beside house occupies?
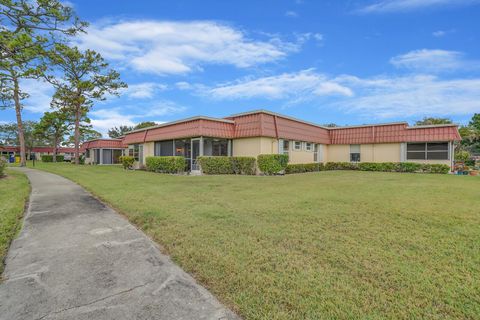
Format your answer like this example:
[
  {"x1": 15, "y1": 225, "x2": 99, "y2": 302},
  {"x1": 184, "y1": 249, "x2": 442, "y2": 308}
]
[
  {"x1": 119, "y1": 156, "x2": 135, "y2": 170},
  {"x1": 41, "y1": 155, "x2": 64, "y2": 162},
  {"x1": 285, "y1": 161, "x2": 450, "y2": 174},
  {"x1": 0, "y1": 157, "x2": 6, "y2": 177},
  {"x1": 285, "y1": 162, "x2": 325, "y2": 174},
  {"x1": 146, "y1": 156, "x2": 186, "y2": 174},
  {"x1": 257, "y1": 154, "x2": 289, "y2": 175},
  {"x1": 198, "y1": 156, "x2": 256, "y2": 175}
]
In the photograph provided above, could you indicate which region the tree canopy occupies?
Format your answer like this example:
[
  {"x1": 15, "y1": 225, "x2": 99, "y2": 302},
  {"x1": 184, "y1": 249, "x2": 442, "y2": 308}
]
[
  {"x1": 108, "y1": 125, "x2": 133, "y2": 138},
  {"x1": 414, "y1": 117, "x2": 453, "y2": 126}
]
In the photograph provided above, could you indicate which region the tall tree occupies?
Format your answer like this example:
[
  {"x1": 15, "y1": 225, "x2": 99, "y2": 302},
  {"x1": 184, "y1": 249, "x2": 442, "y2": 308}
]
[
  {"x1": 34, "y1": 111, "x2": 70, "y2": 162},
  {"x1": 134, "y1": 121, "x2": 156, "y2": 130},
  {"x1": 46, "y1": 44, "x2": 127, "y2": 164},
  {"x1": 0, "y1": 122, "x2": 18, "y2": 145},
  {"x1": 0, "y1": 0, "x2": 86, "y2": 166},
  {"x1": 108, "y1": 125, "x2": 133, "y2": 138},
  {"x1": 459, "y1": 113, "x2": 480, "y2": 154},
  {"x1": 415, "y1": 117, "x2": 453, "y2": 126}
]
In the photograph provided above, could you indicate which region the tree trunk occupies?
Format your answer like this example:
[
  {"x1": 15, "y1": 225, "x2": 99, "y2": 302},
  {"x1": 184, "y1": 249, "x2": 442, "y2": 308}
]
[
  {"x1": 13, "y1": 76, "x2": 26, "y2": 167},
  {"x1": 53, "y1": 135, "x2": 58, "y2": 163},
  {"x1": 74, "y1": 107, "x2": 80, "y2": 165}
]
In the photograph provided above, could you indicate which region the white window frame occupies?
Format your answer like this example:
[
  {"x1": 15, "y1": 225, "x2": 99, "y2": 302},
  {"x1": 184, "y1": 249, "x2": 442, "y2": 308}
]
[
  {"x1": 305, "y1": 142, "x2": 313, "y2": 152},
  {"x1": 294, "y1": 141, "x2": 302, "y2": 151},
  {"x1": 350, "y1": 144, "x2": 361, "y2": 162}
]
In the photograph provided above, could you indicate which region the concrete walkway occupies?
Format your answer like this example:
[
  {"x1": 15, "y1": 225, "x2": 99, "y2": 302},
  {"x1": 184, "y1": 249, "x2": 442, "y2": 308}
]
[{"x1": 0, "y1": 168, "x2": 239, "y2": 320}]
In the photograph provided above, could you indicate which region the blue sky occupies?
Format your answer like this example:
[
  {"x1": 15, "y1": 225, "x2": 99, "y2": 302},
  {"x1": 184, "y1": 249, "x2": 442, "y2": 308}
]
[{"x1": 3, "y1": 0, "x2": 480, "y2": 135}]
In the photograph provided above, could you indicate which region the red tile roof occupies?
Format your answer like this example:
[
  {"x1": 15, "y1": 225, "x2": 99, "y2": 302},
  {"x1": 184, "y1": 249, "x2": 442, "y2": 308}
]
[
  {"x1": 82, "y1": 139, "x2": 126, "y2": 149},
  {"x1": 330, "y1": 123, "x2": 461, "y2": 144},
  {"x1": 121, "y1": 110, "x2": 462, "y2": 145}
]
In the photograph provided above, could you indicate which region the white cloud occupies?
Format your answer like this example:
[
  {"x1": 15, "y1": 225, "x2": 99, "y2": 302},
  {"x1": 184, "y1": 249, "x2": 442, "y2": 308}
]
[
  {"x1": 90, "y1": 101, "x2": 186, "y2": 136},
  {"x1": 200, "y1": 66, "x2": 480, "y2": 119},
  {"x1": 76, "y1": 20, "x2": 300, "y2": 75},
  {"x1": 432, "y1": 30, "x2": 446, "y2": 37},
  {"x1": 285, "y1": 11, "x2": 299, "y2": 18},
  {"x1": 21, "y1": 79, "x2": 54, "y2": 113},
  {"x1": 90, "y1": 109, "x2": 137, "y2": 135},
  {"x1": 125, "y1": 82, "x2": 167, "y2": 99},
  {"x1": 314, "y1": 82, "x2": 353, "y2": 97},
  {"x1": 357, "y1": 0, "x2": 480, "y2": 13},
  {"x1": 206, "y1": 69, "x2": 353, "y2": 100},
  {"x1": 332, "y1": 74, "x2": 480, "y2": 118},
  {"x1": 390, "y1": 49, "x2": 480, "y2": 72}
]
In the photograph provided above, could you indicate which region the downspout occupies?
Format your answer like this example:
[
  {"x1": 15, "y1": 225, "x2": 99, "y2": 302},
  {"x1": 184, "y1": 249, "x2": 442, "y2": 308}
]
[
  {"x1": 372, "y1": 126, "x2": 376, "y2": 161},
  {"x1": 273, "y1": 115, "x2": 280, "y2": 154}
]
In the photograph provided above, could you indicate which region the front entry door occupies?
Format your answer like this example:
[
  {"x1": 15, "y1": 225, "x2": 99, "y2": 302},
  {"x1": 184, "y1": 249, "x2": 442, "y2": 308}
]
[{"x1": 191, "y1": 139, "x2": 200, "y2": 170}]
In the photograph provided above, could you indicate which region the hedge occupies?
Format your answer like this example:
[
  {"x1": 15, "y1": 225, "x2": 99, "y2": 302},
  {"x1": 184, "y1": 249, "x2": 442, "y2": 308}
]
[
  {"x1": 0, "y1": 157, "x2": 6, "y2": 177},
  {"x1": 119, "y1": 156, "x2": 135, "y2": 169},
  {"x1": 257, "y1": 154, "x2": 289, "y2": 175},
  {"x1": 197, "y1": 156, "x2": 233, "y2": 174},
  {"x1": 146, "y1": 156, "x2": 186, "y2": 174},
  {"x1": 285, "y1": 162, "x2": 324, "y2": 174},
  {"x1": 322, "y1": 162, "x2": 450, "y2": 174},
  {"x1": 232, "y1": 157, "x2": 256, "y2": 175},
  {"x1": 198, "y1": 156, "x2": 256, "y2": 175},
  {"x1": 41, "y1": 155, "x2": 64, "y2": 162}
]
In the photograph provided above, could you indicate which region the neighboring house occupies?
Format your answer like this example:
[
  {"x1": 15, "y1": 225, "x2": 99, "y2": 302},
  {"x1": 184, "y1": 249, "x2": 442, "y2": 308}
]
[
  {"x1": 0, "y1": 145, "x2": 83, "y2": 161},
  {"x1": 83, "y1": 138, "x2": 126, "y2": 165},
  {"x1": 112, "y1": 110, "x2": 460, "y2": 172}
]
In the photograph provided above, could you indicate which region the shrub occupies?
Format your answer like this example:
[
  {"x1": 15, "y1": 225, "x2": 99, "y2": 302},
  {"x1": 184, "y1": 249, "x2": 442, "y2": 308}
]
[
  {"x1": 119, "y1": 156, "x2": 135, "y2": 170},
  {"x1": 198, "y1": 156, "x2": 233, "y2": 174},
  {"x1": 428, "y1": 164, "x2": 450, "y2": 174},
  {"x1": 455, "y1": 150, "x2": 470, "y2": 162},
  {"x1": 324, "y1": 162, "x2": 358, "y2": 171},
  {"x1": 285, "y1": 162, "x2": 324, "y2": 174},
  {"x1": 358, "y1": 162, "x2": 398, "y2": 172},
  {"x1": 319, "y1": 161, "x2": 450, "y2": 174},
  {"x1": 197, "y1": 156, "x2": 256, "y2": 175},
  {"x1": 146, "y1": 156, "x2": 186, "y2": 174},
  {"x1": 41, "y1": 155, "x2": 64, "y2": 162},
  {"x1": 232, "y1": 157, "x2": 256, "y2": 175},
  {"x1": 397, "y1": 162, "x2": 422, "y2": 173},
  {"x1": 257, "y1": 154, "x2": 289, "y2": 175},
  {"x1": 0, "y1": 157, "x2": 6, "y2": 177}
]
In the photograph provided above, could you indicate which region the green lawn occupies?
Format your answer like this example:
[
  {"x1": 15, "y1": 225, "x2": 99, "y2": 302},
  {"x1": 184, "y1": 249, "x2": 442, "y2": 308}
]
[
  {"x1": 0, "y1": 169, "x2": 30, "y2": 277},
  {"x1": 32, "y1": 163, "x2": 479, "y2": 319}
]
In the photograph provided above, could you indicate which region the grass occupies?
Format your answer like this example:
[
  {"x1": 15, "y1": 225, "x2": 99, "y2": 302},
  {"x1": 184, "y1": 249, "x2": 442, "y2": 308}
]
[
  {"x1": 0, "y1": 169, "x2": 30, "y2": 276},
  {"x1": 31, "y1": 162, "x2": 479, "y2": 319}
]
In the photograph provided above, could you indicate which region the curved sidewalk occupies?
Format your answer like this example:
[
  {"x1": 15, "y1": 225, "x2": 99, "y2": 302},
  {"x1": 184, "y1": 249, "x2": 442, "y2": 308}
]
[{"x1": 0, "y1": 168, "x2": 239, "y2": 320}]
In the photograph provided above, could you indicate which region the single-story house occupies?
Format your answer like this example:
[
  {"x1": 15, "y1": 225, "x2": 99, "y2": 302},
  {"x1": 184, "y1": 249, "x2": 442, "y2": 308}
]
[
  {"x1": 110, "y1": 110, "x2": 460, "y2": 172},
  {"x1": 82, "y1": 138, "x2": 126, "y2": 165},
  {"x1": 0, "y1": 145, "x2": 83, "y2": 161}
]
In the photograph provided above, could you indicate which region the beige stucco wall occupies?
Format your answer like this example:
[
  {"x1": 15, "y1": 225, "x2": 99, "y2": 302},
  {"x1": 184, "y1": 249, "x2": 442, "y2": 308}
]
[
  {"x1": 364, "y1": 143, "x2": 401, "y2": 162},
  {"x1": 142, "y1": 142, "x2": 154, "y2": 164},
  {"x1": 326, "y1": 145, "x2": 350, "y2": 162},
  {"x1": 327, "y1": 143, "x2": 402, "y2": 163},
  {"x1": 325, "y1": 143, "x2": 451, "y2": 165},
  {"x1": 288, "y1": 147, "x2": 315, "y2": 164},
  {"x1": 233, "y1": 137, "x2": 278, "y2": 157},
  {"x1": 85, "y1": 150, "x2": 95, "y2": 164}
]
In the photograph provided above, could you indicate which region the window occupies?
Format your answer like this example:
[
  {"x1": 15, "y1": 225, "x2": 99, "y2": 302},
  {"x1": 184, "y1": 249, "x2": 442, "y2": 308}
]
[
  {"x1": 314, "y1": 144, "x2": 322, "y2": 162},
  {"x1": 282, "y1": 140, "x2": 289, "y2": 155},
  {"x1": 350, "y1": 144, "x2": 360, "y2": 162},
  {"x1": 154, "y1": 140, "x2": 174, "y2": 156},
  {"x1": 85, "y1": 149, "x2": 90, "y2": 158},
  {"x1": 407, "y1": 142, "x2": 449, "y2": 160},
  {"x1": 294, "y1": 141, "x2": 302, "y2": 151},
  {"x1": 128, "y1": 144, "x2": 140, "y2": 161},
  {"x1": 305, "y1": 142, "x2": 313, "y2": 152}
]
